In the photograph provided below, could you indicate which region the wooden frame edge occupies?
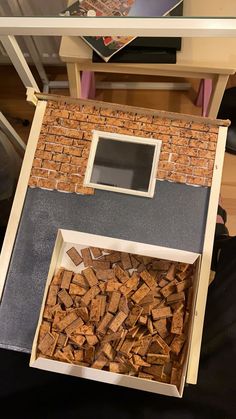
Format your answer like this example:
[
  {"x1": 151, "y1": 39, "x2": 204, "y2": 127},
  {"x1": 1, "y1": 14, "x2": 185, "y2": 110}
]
[
  {"x1": 0, "y1": 100, "x2": 47, "y2": 300},
  {"x1": 35, "y1": 92, "x2": 230, "y2": 127},
  {"x1": 186, "y1": 125, "x2": 228, "y2": 384}
]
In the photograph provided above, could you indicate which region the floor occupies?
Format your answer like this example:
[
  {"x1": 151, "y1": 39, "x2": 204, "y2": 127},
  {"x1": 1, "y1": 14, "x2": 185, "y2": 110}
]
[{"x1": 0, "y1": 65, "x2": 235, "y2": 235}]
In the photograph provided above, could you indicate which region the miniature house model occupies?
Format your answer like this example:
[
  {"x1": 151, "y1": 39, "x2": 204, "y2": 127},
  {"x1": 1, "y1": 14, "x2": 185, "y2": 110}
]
[{"x1": 0, "y1": 93, "x2": 229, "y2": 398}]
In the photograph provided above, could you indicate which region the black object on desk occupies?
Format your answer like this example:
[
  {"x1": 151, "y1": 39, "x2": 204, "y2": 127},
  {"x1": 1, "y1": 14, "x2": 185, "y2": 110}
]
[
  {"x1": 92, "y1": 37, "x2": 180, "y2": 64},
  {"x1": 92, "y1": 46, "x2": 177, "y2": 64}
]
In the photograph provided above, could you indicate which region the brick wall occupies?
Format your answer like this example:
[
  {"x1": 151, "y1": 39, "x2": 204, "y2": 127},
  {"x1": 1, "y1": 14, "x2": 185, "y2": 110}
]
[{"x1": 28, "y1": 98, "x2": 223, "y2": 194}]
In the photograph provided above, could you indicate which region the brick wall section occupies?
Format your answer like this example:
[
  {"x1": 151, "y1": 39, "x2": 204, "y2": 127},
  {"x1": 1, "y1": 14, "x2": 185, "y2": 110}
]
[{"x1": 28, "y1": 99, "x2": 223, "y2": 194}]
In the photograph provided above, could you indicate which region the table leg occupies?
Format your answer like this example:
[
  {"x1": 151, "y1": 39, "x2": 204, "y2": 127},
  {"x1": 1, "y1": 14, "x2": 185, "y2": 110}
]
[
  {"x1": 0, "y1": 111, "x2": 25, "y2": 156},
  {"x1": 207, "y1": 74, "x2": 229, "y2": 118},
  {"x1": 66, "y1": 62, "x2": 81, "y2": 98}
]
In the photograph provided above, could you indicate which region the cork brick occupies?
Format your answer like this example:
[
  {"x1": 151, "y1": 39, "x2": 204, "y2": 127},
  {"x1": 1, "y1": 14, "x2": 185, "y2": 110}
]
[
  {"x1": 28, "y1": 177, "x2": 38, "y2": 187},
  {"x1": 190, "y1": 157, "x2": 208, "y2": 168},
  {"x1": 73, "y1": 139, "x2": 90, "y2": 147},
  {"x1": 166, "y1": 173, "x2": 187, "y2": 184},
  {"x1": 176, "y1": 146, "x2": 199, "y2": 157},
  {"x1": 157, "y1": 170, "x2": 168, "y2": 180},
  {"x1": 82, "y1": 105, "x2": 96, "y2": 114},
  {"x1": 123, "y1": 120, "x2": 140, "y2": 130},
  {"x1": 204, "y1": 179, "x2": 212, "y2": 187},
  {"x1": 180, "y1": 130, "x2": 204, "y2": 140},
  {"x1": 161, "y1": 143, "x2": 172, "y2": 153},
  {"x1": 60, "y1": 163, "x2": 79, "y2": 174},
  {"x1": 209, "y1": 126, "x2": 219, "y2": 134},
  {"x1": 69, "y1": 111, "x2": 88, "y2": 121},
  {"x1": 51, "y1": 109, "x2": 69, "y2": 119},
  {"x1": 47, "y1": 171, "x2": 59, "y2": 180},
  {"x1": 87, "y1": 115, "x2": 106, "y2": 124},
  {"x1": 158, "y1": 134, "x2": 170, "y2": 143},
  {"x1": 54, "y1": 136, "x2": 74, "y2": 146},
  {"x1": 208, "y1": 160, "x2": 215, "y2": 170},
  {"x1": 63, "y1": 146, "x2": 83, "y2": 157},
  {"x1": 56, "y1": 118, "x2": 79, "y2": 129},
  {"x1": 159, "y1": 152, "x2": 170, "y2": 162},
  {"x1": 193, "y1": 167, "x2": 213, "y2": 177},
  {"x1": 208, "y1": 142, "x2": 217, "y2": 151},
  {"x1": 40, "y1": 125, "x2": 48, "y2": 134},
  {"x1": 186, "y1": 176, "x2": 205, "y2": 186},
  {"x1": 75, "y1": 186, "x2": 94, "y2": 195},
  {"x1": 133, "y1": 130, "x2": 153, "y2": 139},
  {"x1": 82, "y1": 131, "x2": 93, "y2": 141},
  {"x1": 37, "y1": 143, "x2": 45, "y2": 151},
  {"x1": 48, "y1": 126, "x2": 83, "y2": 139},
  {"x1": 44, "y1": 108, "x2": 51, "y2": 117},
  {"x1": 198, "y1": 149, "x2": 216, "y2": 159},
  {"x1": 33, "y1": 158, "x2": 42, "y2": 168},
  {"x1": 50, "y1": 173, "x2": 67, "y2": 182},
  {"x1": 174, "y1": 164, "x2": 193, "y2": 175},
  {"x1": 171, "y1": 136, "x2": 189, "y2": 146},
  {"x1": 158, "y1": 162, "x2": 175, "y2": 172},
  {"x1": 57, "y1": 182, "x2": 76, "y2": 193},
  {"x1": 79, "y1": 122, "x2": 96, "y2": 132},
  {"x1": 189, "y1": 139, "x2": 208, "y2": 149},
  {"x1": 38, "y1": 178, "x2": 57, "y2": 190},
  {"x1": 152, "y1": 117, "x2": 170, "y2": 126},
  {"x1": 70, "y1": 156, "x2": 87, "y2": 166},
  {"x1": 105, "y1": 117, "x2": 124, "y2": 127},
  {"x1": 98, "y1": 125, "x2": 119, "y2": 134},
  {"x1": 141, "y1": 122, "x2": 157, "y2": 133},
  {"x1": 53, "y1": 154, "x2": 71, "y2": 163},
  {"x1": 114, "y1": 111, "x2": 136, "y2": 121},
  {"x1": 31, "y1": 168, "x2": 49, "y2": 178},
  {"x1": 170, "y1": 155, "x2": 190, "y2": 165},
  {"x1": 135, "y1": 114, "x2": 153, "y2": 123},
  {"x1": 82, "y1": 148, "x2": 90, "y2": 158},
  {"x1": 45, "y1": 143, "x2": 64, "y2": 154},
  {"x1": 42, "y1": 160, "x2": 61, "y2": 171},
  {"x1": 100, "y1": 108, "x2": 117, "y2": 117},
  {"x1": 35, "y1": 150, "x2": 52, "y2": 161},
  {"x1": 209, "y1": 132, "x2": 218, "y2": 141}
]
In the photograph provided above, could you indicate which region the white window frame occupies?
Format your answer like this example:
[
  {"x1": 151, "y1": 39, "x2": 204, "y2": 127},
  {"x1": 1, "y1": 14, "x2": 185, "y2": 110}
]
[{"x1": 84, "y1": 130, "x2": 162, "y2": 198}]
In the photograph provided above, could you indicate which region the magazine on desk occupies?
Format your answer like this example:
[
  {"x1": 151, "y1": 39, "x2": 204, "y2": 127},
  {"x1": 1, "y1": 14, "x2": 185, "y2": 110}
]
[{"x1": 60, "y1": 0, "x2": 183, "y2": 63}]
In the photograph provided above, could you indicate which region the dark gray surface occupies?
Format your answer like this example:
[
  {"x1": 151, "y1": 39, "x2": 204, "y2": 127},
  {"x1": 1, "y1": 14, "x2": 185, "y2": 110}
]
[{"x1": 0, "y1": 182, "x2": 210, "y2": 352}]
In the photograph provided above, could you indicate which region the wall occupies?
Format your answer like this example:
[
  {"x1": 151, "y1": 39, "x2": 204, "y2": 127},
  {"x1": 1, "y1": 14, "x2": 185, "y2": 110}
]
[{"x1": 28, "y1": 98, "x2": 224, "y2": 194}]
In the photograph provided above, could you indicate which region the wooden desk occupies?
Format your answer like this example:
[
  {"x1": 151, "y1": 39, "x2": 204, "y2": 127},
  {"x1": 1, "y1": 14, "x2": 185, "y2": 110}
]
[{"x1": 59, "y1": 1, "x2": 236, "y2": 118}]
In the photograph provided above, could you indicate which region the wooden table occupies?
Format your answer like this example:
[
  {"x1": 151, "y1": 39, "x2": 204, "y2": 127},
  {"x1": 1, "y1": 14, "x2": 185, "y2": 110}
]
[{"x1": 59, "y1": 0, "x2": 236, "y2": 118}]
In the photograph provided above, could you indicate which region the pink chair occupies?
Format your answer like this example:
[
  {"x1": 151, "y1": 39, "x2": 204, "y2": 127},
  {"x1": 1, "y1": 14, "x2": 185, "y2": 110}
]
[
  {"x1": 195, "y1": 79, "x2": 213, "y2": 117},
  {"x1": 81, "y1": 71, "x2": 96, "y2": 99}
]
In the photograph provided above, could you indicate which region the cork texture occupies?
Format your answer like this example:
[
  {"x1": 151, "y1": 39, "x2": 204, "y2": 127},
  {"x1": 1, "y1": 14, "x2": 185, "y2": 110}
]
[{"x1": 29, "y1": 98, "x2": 221, "y2": 194}]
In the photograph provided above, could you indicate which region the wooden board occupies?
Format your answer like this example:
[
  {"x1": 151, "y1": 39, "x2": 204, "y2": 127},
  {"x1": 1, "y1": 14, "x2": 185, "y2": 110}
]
[
  {"x1": 0, "y1": 100, "x2": 47, "y2": 300},
  {"x1": 186, "y1": 126, "x2": 228, "y2": 384}
]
